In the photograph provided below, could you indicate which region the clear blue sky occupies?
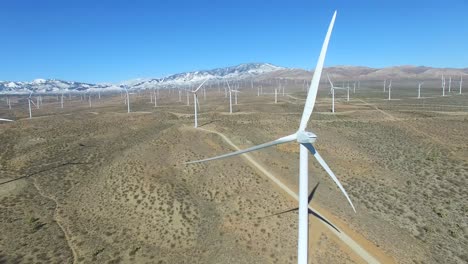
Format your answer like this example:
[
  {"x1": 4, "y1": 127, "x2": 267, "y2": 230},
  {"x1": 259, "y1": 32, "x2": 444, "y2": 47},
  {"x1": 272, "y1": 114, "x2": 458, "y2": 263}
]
[{"x1": 1, "y1": 0, "x2": 466, "y2": 83}]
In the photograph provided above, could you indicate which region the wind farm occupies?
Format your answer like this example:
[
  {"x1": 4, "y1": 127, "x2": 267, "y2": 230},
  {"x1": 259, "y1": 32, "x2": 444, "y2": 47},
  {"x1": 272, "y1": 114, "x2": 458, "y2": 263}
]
[{"x1": 1, "y1": 2, "x2": 468, "y2": 264}]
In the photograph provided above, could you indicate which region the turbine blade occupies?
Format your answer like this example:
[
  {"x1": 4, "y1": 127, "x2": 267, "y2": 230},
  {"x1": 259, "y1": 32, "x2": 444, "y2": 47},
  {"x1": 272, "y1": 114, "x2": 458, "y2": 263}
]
[
  {"x1": 327, "y1": 73, "x2": 334, "y2": 87},
  {"x1": 29, "y1": 99, "x2": 37, "y2": 107},
  {"x1": 298, "y1": 11, "x2": 337, "y2": 131},
  {"x1": 196, "y1": 95, "x2": 200, "y2": 111},
  {"x1": 194, "y1": 79, "x2": 208, "y2": 93},
  {"x1": 302, "y1": 143, "x2": 356, "y2": 212},
  {"x1": 0, "y1": 118, "x2": 14, "y2": 122},
  {"x1": 185, "y1": 134, "x2": 297, "y2": 164}
]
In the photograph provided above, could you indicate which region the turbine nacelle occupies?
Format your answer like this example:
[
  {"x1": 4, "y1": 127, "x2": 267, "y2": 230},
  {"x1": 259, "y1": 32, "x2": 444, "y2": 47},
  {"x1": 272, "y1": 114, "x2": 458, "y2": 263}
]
[{"x1": 296, "y1": 131, "x2": 317, "y2": 144}]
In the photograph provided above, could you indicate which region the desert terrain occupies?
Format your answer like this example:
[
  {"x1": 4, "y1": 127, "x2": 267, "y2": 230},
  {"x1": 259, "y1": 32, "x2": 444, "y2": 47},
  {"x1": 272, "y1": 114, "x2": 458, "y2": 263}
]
[{"x1": 1, "y1": 79, "x2": 467, "y2": 263}]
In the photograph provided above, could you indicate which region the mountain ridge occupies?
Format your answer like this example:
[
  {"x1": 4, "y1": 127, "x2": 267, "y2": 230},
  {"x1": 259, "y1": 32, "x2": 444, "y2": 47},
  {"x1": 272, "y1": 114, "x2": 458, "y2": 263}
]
[{"x1": 1, "y1": 63, "x2": 467, "y2": 94}]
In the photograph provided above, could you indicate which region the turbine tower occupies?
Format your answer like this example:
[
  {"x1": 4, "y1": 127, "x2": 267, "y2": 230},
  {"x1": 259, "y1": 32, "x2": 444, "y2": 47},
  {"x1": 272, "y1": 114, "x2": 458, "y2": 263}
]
[
  {"x1": 418, "y1": 82, "x2": 424, "y2": 99},
  {"x1": 442, "y1": 75, "x2": 446, "y2": 96},
  {"x1": 186, "y1": 11, "x2": 354, "y2": 264},
  {"x1": 448, "y1": 76, "x2": 452, "y2": 93},
  {"x1": 388, "y1": 80, "x2": 392, "y2": 100},
  {"x1": 124, "y1": 86, "x2": 130, "y2": 113},
  {"x1": 346, "y1": 82, "x2": 350, "y2": 102},
  {"x1": 226, "y1": 81, "x2": 233, "y2": 114},
  {"x1": 27, "y1": 92, "x2": 36, "y2": 119},
  {"x1": 460, "y1": 75, "x2": 463, "y2": 94}
]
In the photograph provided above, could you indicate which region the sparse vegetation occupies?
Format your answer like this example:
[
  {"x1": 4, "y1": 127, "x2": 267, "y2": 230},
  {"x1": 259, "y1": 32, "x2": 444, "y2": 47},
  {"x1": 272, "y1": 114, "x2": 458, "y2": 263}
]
[{"x1": 0, "y1": 83, "x2": 467, "y2": 263}]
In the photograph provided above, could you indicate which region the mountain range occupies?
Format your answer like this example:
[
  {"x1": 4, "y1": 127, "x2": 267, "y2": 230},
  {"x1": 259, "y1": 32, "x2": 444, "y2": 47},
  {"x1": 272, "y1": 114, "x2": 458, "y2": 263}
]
[{"x1": 0, "y1": 63, "x2": 466, "y2": 94}]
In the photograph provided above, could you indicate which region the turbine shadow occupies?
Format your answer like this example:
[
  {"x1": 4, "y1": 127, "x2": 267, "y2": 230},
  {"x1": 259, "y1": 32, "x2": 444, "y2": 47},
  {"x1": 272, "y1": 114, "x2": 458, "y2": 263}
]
[
  {"x1": 0, "y1": 161, "x2": 88, "y2": 186},
  {"x1": 259, "y1": 183, "x2": 341, "y2": 233}
]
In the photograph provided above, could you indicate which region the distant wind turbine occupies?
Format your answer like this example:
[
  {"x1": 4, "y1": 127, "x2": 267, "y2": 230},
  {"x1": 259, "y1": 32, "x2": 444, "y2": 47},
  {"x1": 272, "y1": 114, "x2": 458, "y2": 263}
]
[
  {"x1": 28, "y1": 92, "x2": 36, "y2": 119},
  {"x1": 186, "y1": 12, "x2": 354, "y2": 264},
  {"x1": 442, "y1": 75, "x2": 446, "y2": 96},
  {"x1": 460, "y1": 75, "x2": 463, "y2": 94},
  {"x1": 124, "y1": 87, "x2": 130, "y2": 113},
  {"x1": 346, "y1": 82, "x2": 350, "y2": 102},
  {"x1": 448, "y1": 76, "x2": 452, "y2": 93},
  {"x1": 226, "y1": 81, "x2": 235, "y2": 114},
  {"x1": 418, "y1": 82, "x2": 424, "y2": 99},
  {"x1": 190, "y1": 80, "x2": 208, "y2": 128},
  {"x1": 388, "y1": 80, "x2": 392, "y2": 100},
  {"x1": 327, "y1": 74, "x2": 346, "y2": 113}
]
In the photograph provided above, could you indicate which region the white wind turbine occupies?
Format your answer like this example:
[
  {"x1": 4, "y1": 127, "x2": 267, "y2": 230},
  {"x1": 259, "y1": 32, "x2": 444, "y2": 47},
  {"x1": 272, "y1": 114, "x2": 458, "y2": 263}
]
[
  {"x1": 460, "y1": 75, "x2": 463, "y2": 94},
  {"x1": 346, "y1": 82, "x2": 350, "y2": 102},
  {"x1": 327, "y1": 74, "x2": 346, "y2": 113},
  {"x1": 448, "y1": 76, "x2": 452, "y2": 93},
  {"x1": 388, "y1": 80, "x2": 392, "y2": 100},
  {"x1": 27, "y1": 92, "x2": 37, "y2": 119},
  {"x1": 418, "y1": 81, "x2": 424, "y2": 99},
  {"x1": 88, "y1": 92, "x2": 92, "y2": 107},
  {"x1": 124, "y1": 86, "x2": 130, "y2": 113},
  {"x1": 186, "y1": 11, "x2": 354, "y2": 264},
  {"x1": 226, "y1": 81, "x2": 235, "y2": 114},
  {"x1": 442, "y1": 75, "x2": 446, "y2": 96},
  {"x1": 190, "y1": 79, "x2": 208, "y2": 128}
]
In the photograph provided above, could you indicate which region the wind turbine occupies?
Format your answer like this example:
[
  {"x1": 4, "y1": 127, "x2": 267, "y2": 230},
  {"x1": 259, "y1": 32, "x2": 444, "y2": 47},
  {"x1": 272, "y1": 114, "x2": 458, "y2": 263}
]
[
  {"x1": 27, "y1": 92, "x2": 36, "y2": 119},
  {"x1": 234, "y1": 89, "x2": 239, "y2": 105},
  {"x1": 190, "y1": 79, "x2": 208, "y2": 128},
  {"x1": 442, "y1": 75, "x2": 446, "y2": 96},
  {"x1": 327, "y1": 74, "x2": 346, "y2": 113},
  {"x1": 448, "y1": 76, "x2": 452, "y2": 93},
  {"x1": 346, "y1": 82, "x2": 350, "y2": 102},
  {"x1": 88, "y1": 92, "x2": 92, "y2": 107},
  {"x1": 418, "y1": 82, "x2": 424, "y2": 99},
  {"x1": 388, "y1": 80, "x2": 392, "y2": 100},
  {"x1": 275, "y1": 88, "x2": 278, "y2": 104},
  {"x1": 460, "y1": 75, "x2": 463, "y2": 94},
  {"x1": 186, "y1": 11, "x2": 354, "y2": 264},
  {"x1": 124, "y1": 86, "x2": 130, "y2": 113},
  {"x1": 6, "y1": 96, "x2": 11, "y2": 109},
  {"x1": 226, "y1": 81, "x2": 233, "y2": 114}
]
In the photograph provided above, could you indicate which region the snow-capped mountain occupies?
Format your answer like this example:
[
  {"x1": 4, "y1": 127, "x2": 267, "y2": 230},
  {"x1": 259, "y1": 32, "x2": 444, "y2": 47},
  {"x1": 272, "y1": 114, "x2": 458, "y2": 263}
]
[
  {"x1": 129, "y1": 63, "x2": 283, "y2": 89},
  {"x1": 0, "y1": 79, "x2": 123, "y2": 95},
  {"x1": 0, "y1": 63, "x2": 283, "y2": 94}
]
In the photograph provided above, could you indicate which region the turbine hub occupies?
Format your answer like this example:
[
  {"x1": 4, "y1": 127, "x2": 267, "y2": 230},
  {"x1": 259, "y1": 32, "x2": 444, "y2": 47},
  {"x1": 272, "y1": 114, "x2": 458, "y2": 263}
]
[{"x1": 296, "y1": 131, "x2": 317, "y2": 144}]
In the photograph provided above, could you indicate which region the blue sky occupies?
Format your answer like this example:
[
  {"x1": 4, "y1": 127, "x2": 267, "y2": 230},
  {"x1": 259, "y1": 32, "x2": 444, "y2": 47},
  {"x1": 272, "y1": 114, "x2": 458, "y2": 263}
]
[{"x1": 0, "y1": 0, "x2": 466, "y2": 83}]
